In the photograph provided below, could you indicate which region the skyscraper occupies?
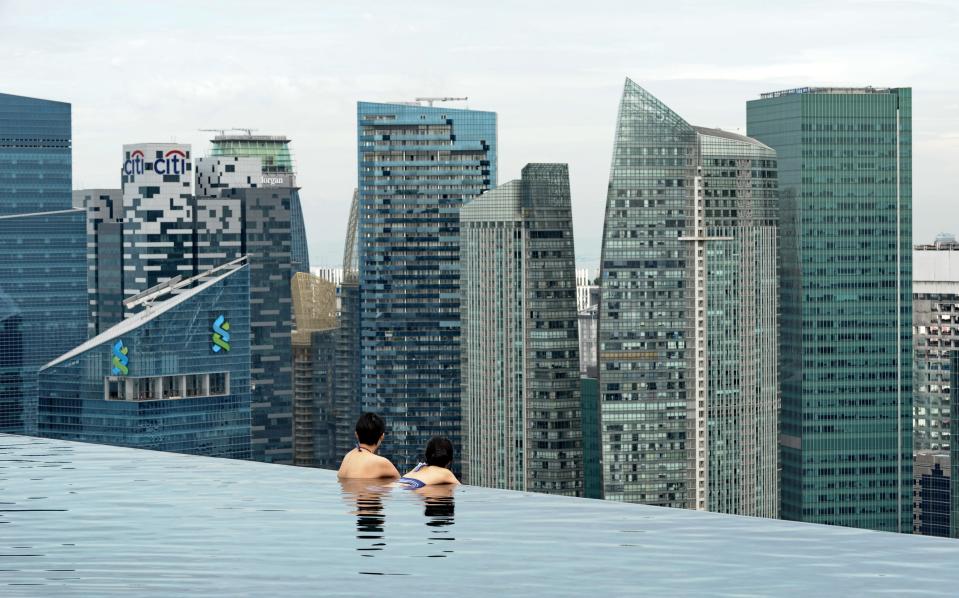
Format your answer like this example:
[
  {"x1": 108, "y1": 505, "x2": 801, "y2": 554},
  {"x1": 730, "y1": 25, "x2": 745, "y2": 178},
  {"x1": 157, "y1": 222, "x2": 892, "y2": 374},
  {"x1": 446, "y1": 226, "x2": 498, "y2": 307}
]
[
  {"x1": 73, "y1": 189, "x2": 123, "y2": 336},
  {"x1": 912, "y1": 240, "x2": 959, "y2": 452},
  {"x1": 0, "y1": 92, "x2": 86, "y2": 434},
  {"x1": 290, "y1": 272, "x2": 338, "y2": 468},
  {"x1": 207, "y1": 134, "x2": 310, "y2": 273},
  {"x1": 748, "y1": 86, "x2": 912, "y2": 532},
  {"x1": 38, "y1": 258, "x2": 251, "y2": 459},
  {"x1": 333, "y1": 189, "x2": 361, "y2": 458},
  {"x1": 121, "y1": 143, "x2": 194, "y2": 298},
  {"x1": 598, "y1": 80, "x2": 779, "y2": 516},
  {"x1": 357, "y1": 101, "x2": 496, "y2": 471},
  {"x1": 460, "y1": 163, "x2": 582, "y2": 495},
  {"x1": 219, "y1": 185, "x2": 296, "y2": 463}
]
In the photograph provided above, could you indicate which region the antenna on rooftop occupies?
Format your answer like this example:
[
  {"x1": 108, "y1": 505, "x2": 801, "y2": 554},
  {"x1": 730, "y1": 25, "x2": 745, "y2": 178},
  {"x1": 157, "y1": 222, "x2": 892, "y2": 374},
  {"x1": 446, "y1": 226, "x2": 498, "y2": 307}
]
[{"x1": 414, "y1": 96, "x2": 468, "y2": 107}]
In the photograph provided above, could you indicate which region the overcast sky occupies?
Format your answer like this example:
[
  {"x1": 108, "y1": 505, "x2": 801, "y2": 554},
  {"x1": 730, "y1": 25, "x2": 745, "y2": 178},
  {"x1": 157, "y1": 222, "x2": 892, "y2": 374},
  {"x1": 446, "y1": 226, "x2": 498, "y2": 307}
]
[{"x1": 2, "y1": 0, "x2": 956, "y2": 270}]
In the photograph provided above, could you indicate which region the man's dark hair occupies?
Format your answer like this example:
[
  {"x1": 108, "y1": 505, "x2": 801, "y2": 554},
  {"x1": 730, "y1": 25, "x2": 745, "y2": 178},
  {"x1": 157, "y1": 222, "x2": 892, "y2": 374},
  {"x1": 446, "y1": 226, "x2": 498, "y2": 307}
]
[
  {"x1": 425, "y1": 436, "x2": 453, "y2": 467},
  {"x1": 355, "y1": 412, "x2": 385, "y2": 445}
]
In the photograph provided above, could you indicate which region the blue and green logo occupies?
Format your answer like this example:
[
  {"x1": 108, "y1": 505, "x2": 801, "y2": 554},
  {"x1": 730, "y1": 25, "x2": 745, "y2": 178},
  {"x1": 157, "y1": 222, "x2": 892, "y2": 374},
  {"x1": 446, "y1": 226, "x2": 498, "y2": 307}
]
[
  {"x1": 212, "y1": 315, "x2": 231, "y2": 353},
  {"x1": 111, "y1": 340, "x2": 129, "y2": 375}
]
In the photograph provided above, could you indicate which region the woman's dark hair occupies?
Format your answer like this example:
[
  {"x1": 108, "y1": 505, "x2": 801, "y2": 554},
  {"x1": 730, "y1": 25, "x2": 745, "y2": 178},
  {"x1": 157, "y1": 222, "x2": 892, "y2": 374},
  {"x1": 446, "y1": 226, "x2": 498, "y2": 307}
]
[
  {"x1": 355, "y1": 412, "x2": 385, "y2": 445},
  {"x1": 425, "y1": 436, "x2": 453, "y2": 468}
]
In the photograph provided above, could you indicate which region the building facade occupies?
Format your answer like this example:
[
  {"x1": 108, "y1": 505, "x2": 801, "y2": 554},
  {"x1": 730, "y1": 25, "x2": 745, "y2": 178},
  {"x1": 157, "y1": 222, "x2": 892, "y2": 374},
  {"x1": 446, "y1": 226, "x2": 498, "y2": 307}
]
[
  {"x1": 460, "y1": 163, "x2": 582, "y2": 495},
  {"x1": 598, "y1": 80, "x2": 779, "y2": 517},
  {"x1": 913, "y1": 451, "x2": 951, "y2": 537},
  {"x1": 333, "y1": 190, "x2": 361, "y2": 458},
  {"x1": 0, "y1": 92, "x2": 72, "y2": 215},
  {"x1": 0, "y1": 92, "x2": 85, "y2": 434},
  {"x1": 913, "y1": 242, "x2": 959, "y2": 453},
  {"x1": 208, "y1": 134, "x2": 309, "y2": 273},
  {"x1": 220, "y1": 186, "x2": 295, "y2": 464},
  {"x1": 73, "y1": 189, "x2": 123, "y2": 336},
  {"x1": 357, "y1": 101, "x2": 496, "y2": 471},
  {"x1": 37, "y1": 259, "x2": 251, "y2": 458},
  {"x1": 121, "y1": 143, "x2": 194, "y2": 298},
  {"x1": 291, "y1": 272, "x2": 338, "y2": 468},
  {"x1": 748, "y1": 86, "x2": 913, "y2": 532}
]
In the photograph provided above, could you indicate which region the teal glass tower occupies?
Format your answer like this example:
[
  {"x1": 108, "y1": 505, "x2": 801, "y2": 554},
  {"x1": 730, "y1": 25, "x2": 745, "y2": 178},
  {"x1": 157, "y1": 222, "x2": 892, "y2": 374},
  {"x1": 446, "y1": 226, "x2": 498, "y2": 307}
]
[
  {"x1": 747, "y1": 87, "x2": 912, "y2": 532},
  {"x1": 598, "y1": 80, "x2": 779, "y2": 516},
  {"x1": 357, "y1": 101, "x2": 496, "y2": 472},
  {"x1": 0, "y1": 92, "x2": 86, "y2": 433}
]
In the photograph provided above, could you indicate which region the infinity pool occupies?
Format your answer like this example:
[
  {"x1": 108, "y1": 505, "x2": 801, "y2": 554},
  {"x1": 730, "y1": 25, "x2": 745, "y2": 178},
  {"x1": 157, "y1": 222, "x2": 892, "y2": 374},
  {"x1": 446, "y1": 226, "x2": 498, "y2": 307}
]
[{"x1": 2, "y1": 434, "x2": 959, "y2": 596}]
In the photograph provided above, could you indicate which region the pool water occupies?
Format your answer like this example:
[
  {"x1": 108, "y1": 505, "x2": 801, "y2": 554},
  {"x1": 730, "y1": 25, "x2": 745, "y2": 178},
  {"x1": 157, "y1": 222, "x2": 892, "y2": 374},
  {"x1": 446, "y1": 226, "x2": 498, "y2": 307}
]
[{"x1": 2, "y1": 433, "x2": 959, "y2": 596}]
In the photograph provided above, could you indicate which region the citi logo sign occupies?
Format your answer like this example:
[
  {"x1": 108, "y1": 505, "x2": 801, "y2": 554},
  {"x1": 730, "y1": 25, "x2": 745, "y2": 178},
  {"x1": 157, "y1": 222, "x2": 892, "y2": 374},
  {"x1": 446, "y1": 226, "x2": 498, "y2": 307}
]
[
  {"x1": 123, "y1": 149, "x2": 188, "y2": 176},
  {"x1": 111, "y1": 340, "x2": 129, "y2": 375},
  {"x1": 212, "y1": 315, "x2": 231, "y2": 353}
]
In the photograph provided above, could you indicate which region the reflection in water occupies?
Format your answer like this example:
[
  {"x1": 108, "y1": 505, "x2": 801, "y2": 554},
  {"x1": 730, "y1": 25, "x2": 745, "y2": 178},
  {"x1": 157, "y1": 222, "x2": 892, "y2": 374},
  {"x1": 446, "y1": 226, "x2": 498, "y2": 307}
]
[
  {"x1": 416, "y1": 485, "x2": 455, "y2": 557},
  {"x1": 339, "y1": 480, "x2": 388, "y2": 556}
]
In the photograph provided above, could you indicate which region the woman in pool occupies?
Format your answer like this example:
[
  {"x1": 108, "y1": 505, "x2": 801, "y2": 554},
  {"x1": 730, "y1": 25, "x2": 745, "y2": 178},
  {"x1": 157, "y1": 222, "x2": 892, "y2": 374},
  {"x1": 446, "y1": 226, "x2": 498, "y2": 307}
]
[{"x1": 394, "y1": 436, "x2": 460, "y2": 489}]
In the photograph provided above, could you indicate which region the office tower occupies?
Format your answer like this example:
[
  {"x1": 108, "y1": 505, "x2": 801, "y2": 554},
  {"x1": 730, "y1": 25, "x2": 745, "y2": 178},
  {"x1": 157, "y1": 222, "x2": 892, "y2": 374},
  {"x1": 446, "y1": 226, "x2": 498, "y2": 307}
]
[
  {"x1": 460, "y1": 163, "x2": 582, "y2": 495},
  {"x1": 207, "y1": 134, "x2": 310, "y2": 273},
  {"x1": 38, "y1": 258, "x2": 251, "y2": 458},
  {"x1": 0, "y1": 92, "x2": 71, "y2": 215},
  {"x1": 121, "y1": 143, "x2": 193, "y2": 298},
  {"x1": 0, "y1": 92, "x2": 86, "y2": 434},
  {"x1": 952, "y1": 354, "x2": 959, "y2": 539},
  {"x1": 598, "y1": 80, "x2": 779, "y2": 516},
  {"x1": 576, "y1": 268, "x2": 596, "y2": 311},
  {"x1": 912, "y1": 451, "x2": 951, "y2": 537},
  {"x1": 73, "y1": 189, "x2": 123, "y2": 336},
  {"x1": 578, "y1": 304, "x2": 598, "y2": 377},
  {"x1": 357, "y1": 101, "x2": 496, "y2": 471},
  {"x1": 748, "y1": 86, "x2": 912, "y2": 532},
  {"x1": 913, "y1": 240, "x2": 959, "y2": 452},
  {"x1": 219, "y1": 186, "x2": 295, "y2": 463},
  {"x1": 291, "y1": 272, "x2": 338, "y2": 468},
  {"x1": 333, "y1": 189, "x2": 361, "y2": 458},
  {"x1": 581, "y1": 376, "x2": 603, "y2": 499}
]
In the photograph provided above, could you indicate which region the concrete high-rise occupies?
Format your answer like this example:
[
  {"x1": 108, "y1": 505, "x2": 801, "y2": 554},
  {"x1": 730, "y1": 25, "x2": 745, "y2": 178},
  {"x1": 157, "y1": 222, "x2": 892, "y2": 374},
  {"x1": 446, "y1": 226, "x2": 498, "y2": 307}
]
[
  {"x1": 357, "y1": 101, "x2": 496, "y2": 471},
  {"x1": 460, "y1": 163, "x2": 582, "y2": 495},
  {"x1": 290, "y1": 272, "x2": 337, "y2": 468},
  {"x1": 207, "y1": 134, "x2": 310, "y2": 273},
  {"x1": 748, "y1": 86, "x2": 912, "y2": 532},
  {"x1": 0, "y1": 92, "x2": 86, "y2": 434},
  {"x1": 121, "y1": 143, "x2": 194, "y2": 298},
  {"x1": 913, "y1": 240, "x2": 959, "y2": 452},
  {"x1": 333, "y1": 189, "x2": 361, "y2": 458},
  {"x1": 598, "y1": 80, "x2": 779, "y2": 516}
]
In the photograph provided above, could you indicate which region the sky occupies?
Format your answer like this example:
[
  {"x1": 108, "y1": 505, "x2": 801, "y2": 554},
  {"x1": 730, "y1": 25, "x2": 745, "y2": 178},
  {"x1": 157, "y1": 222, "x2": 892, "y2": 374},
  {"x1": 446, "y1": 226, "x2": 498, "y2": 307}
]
[{"x1": 1, "y1": 0, "x2": 957, "y2": 271}]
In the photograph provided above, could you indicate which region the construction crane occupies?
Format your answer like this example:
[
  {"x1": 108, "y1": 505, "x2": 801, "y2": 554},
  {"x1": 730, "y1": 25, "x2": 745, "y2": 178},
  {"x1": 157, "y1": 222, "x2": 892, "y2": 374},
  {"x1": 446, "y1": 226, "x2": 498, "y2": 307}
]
[
  {"x1": 415, "y1": 96, "x2": 468, "y2": 107},
  {"x1": 198, "y1": 128, "x2": 229, "y2": 136},
  {"x1": 230, "y1": 127, "x2": 258, "y2": 136}
]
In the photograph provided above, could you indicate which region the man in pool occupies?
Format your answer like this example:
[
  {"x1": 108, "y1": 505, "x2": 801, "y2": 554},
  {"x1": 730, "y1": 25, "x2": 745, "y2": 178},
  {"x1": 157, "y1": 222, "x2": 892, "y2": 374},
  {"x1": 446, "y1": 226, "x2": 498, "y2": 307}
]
[{"x1": 337, "y1": 413, "x2": 401, "y2": 479}]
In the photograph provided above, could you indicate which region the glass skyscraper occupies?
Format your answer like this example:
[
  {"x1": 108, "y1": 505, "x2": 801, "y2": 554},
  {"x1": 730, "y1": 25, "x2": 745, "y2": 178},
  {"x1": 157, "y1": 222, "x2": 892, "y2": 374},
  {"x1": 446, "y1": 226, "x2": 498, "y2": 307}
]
[
  {"x1": 460, "y1": 163, "x2": 582, "y2": 495},
  {"x1": 38, "y1": 259, "x2": 251, "y2": 459},
  {"x1": 748, "y1": 86, "x2": 912, "y2": 532},
  {"x1": 0, "y1": 92, "x2": 72, "y2": 215},
  {"x1": 357, "y1": 101, "x2": 496, "y2": 471},
  {"x1": 73, "y1": 189, "x2": 123, "y2": 336},
  {"x1": 0, "y1": 92, "x2": 86, "y2": 434},
  {"x1": 598, "y1": 80, "x2": 779, "y2": 516}
]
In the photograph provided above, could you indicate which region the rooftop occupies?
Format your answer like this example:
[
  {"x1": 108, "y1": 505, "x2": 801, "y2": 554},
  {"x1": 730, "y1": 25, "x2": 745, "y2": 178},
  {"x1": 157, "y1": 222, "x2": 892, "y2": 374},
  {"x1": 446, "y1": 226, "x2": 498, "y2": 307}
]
[
  {"x1": 759, "y1": 86, "x2": 895, "y2": 99},
  {"x1": 2, "y1": 434, "x2": 958, "y2": 595}
]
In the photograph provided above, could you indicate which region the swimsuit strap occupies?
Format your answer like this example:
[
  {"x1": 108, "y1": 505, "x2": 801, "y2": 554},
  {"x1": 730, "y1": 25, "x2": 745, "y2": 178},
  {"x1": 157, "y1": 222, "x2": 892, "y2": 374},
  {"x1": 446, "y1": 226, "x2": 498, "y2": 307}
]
[
  {"x1": 355, "y1": 442, "x2": 368, "y2": 453},
  {"x1": 411, "y1": 462, "x2": 426, "y2": 472}
]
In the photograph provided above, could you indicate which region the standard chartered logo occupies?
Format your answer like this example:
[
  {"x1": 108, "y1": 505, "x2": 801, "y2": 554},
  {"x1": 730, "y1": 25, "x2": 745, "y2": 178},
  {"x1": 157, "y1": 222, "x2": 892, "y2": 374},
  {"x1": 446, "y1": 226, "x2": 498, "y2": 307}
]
[
  {"x1": 212, "y1": 315, "x2": 231, "y2": 353},
  {"x1": 111, "y1": 340, "x2": 129, "y2": 375}
]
